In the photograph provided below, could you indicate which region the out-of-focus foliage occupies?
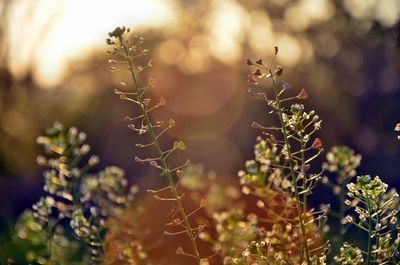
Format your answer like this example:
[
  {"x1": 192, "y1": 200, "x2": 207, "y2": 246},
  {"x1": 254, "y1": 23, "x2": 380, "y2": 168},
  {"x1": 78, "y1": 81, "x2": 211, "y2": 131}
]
[
  {"x1": 321, "y1": 146, "x2": 362, "y2": 257},
  {"x1": 5, "y1": 123, "x2": 136, "y2": 265},
  {"x1": 0, "y1": 0, "x2": 399, "y2": 261},
  {"x1": 1, "y1": 0, "x2": 399, "y2": 182}
]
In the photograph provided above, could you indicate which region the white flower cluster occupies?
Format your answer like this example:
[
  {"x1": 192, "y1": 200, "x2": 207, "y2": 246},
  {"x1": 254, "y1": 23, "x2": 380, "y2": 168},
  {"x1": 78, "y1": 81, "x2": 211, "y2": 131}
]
[
  {"x1": 16, "y1": 122, "x2": 135, "y2": 264},
  {"x1": 341, "y1": 175, "x2": 400, "y2": 263}
]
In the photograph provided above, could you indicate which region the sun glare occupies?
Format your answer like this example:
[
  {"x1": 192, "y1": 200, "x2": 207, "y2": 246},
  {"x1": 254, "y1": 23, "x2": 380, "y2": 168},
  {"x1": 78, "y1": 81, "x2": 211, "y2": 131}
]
[
  {"x1": 8, "y1": 0, "x2": 400, "y2": 89},
  {"x1": 9, "y1": 0, "x2": 176, "y2": 88}
]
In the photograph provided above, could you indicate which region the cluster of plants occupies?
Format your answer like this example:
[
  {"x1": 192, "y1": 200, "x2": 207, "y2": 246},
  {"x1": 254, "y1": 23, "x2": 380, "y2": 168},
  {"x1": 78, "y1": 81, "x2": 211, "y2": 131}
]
[{"x1": 1, "y1": 27, "x2": 400, "y2": 265}]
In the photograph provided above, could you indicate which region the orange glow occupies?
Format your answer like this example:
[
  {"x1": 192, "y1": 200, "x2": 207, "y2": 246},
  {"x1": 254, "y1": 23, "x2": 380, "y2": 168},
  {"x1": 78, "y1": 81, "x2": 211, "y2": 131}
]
[
  {"x1": 158, "y1": 39, "x2": 186, "y2": 65},
  {"x1": 344, "y1": 0, "x2": 400, "y2": 27},
  {"x1": 8, "y1": 0, "x2": 176, "y2": 88},
  {"x1": 7, "y1": 0, "x2": 400, "y2": 90},
  {"x1": 248, "y1": 12, "x2": 275, "y2": 56},
  {"x1": 206, "y1": 0, "x2": 248, "y2": 65},
  {"x1": 275, "y1": 34, "x2": 303, "y2": 67}
]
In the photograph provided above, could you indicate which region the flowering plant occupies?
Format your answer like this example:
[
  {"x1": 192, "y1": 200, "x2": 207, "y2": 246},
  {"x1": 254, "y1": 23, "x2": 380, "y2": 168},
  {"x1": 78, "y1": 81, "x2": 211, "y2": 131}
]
[{"x1": 4, "y1": 27, "x2": 400, "y2": 265}]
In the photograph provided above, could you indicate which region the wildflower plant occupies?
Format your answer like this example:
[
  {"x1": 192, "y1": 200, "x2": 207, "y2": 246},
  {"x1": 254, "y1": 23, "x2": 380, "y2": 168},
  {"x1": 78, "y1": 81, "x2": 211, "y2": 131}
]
[
  {"x1": 212, "y1": 210, "x2": 258, "y2": 265},
  {"x1": 334, "y1": 243, "x2": 364, "y2": 265},
  {"x1": 103, "y1": 204, "x2": 150, "y2": 265},
  {"x1": 15, "y1": 122, "x2": 135, "y2": 264},
  {"x1": 322, "y1": 146, "x2": 361, "y2": 243},
  {"x1": 342, "y1": 175, "x2": 400, "y2": 264},
  {"x1": 336, "y1": 127, "x2": 400, "y2": 264},
  {"x1": 236, "y1": 138, "x2": 317, "y2": 264},
  {"x1": 243, "y1": 48, "x2": 328, "y2": 264},
  {"x1": 106, "y1": 27, "x2": 209, "y2": 264},
  {"x1": 5, "y1": 26, "x2": 400, "y2": 265}
]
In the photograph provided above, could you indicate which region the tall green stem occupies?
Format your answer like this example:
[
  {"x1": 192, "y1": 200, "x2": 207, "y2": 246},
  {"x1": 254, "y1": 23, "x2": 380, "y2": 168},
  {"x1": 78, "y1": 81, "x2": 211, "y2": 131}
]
[
  {"x1": 366, "y1": 194, "x2": 373, "y2": 265},
  {"x1": 122, "y1": 43, "x2": 201, "y2": 264},
  {"x1": 339, "y1": 175, "x2": 346, "y2": 245},
  {"x1": 300, "y1": 133, "x2": 307, "y2": 213},
  {"x1": 268, "y1": 70, "x2": 311, "y2": 264}
]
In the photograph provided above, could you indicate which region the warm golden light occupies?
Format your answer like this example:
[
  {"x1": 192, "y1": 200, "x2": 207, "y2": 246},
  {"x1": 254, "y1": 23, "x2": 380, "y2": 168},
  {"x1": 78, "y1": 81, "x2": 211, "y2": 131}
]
[
  {"x1": 344, "y1": 0, "x2": 400, "y2": 27},
  {"x1": 206, "y1": 0, "x2": 248, "y2": 65},
  {"x1": 285, "y1": 0, "x2": 335, "y2": 31},
  {"x1": 275, "y1": 33, "x2": 302, "y2": 67},
  {"x1": 6, "y1": 0, "x2": 400, "y2": 89},
  {"x1": 8, "y1": 0, "x2": 176, "y2": 88},
  {"x1": 248, "y1": 11, "x2": 275, "y2": 56}
]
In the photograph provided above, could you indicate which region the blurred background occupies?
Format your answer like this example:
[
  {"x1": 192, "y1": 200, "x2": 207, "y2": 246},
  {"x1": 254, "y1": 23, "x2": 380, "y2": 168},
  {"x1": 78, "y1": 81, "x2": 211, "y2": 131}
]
[{"x1": 0, "y1": 0, "x2": 399, "y2": 238}]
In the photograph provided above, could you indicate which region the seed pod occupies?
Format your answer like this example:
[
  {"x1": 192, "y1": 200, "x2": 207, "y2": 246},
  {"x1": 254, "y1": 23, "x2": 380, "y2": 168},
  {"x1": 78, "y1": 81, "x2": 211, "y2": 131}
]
[
  {"x1": 255, "y1": 58, "x2": 263, "y2": 65},
  {"x1": 311, "y1": 138, "x2": 323, "y2": 149},
  {"x1": 175, "y1": 247, "x2": 184, "y2": 255},
  {"x1": 200, "y1": 199, "x2": 208, "y2": 208},
  {"x1": 247, "y1": 76, "x2": 258, "y2": 85},
  {"x1": 296, "y1": 89, "x2": 309, "y2": 99},
  {"x1": 275, "y1": 66, "x2": 283, "y2": 76},
  {"x1": 253, "y1": 69, "x2": 263, "y2": 77}
]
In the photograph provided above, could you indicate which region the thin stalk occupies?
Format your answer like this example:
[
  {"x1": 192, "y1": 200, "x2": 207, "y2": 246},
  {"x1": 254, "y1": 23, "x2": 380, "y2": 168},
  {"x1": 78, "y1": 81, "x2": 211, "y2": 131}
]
[
  {"x1": 71, "y1": 173, "x2": 94, "y2": 264},
  {"x1": 47, "y1": 220, "x2": 52, "y2": 261},
  {"x1": 375, "y1": 214, "x2": 380, "y2": 263},
  {"x1": 300, "y1": 132, "x2": 307, "y2": 213},
  {"x1": 338, "y1": 173, "x2": 346, "y2": 245},
  {"x1": 47, "y1": 218, "x2": 64, "y2": 262},
  {"x1": 268, "y1": 70, "x2": 311, "y2": 264},
  {"x1": 121, "y1": 43, "x2": 201, "y2": 264},
  {"x1": 366, "y1": 194, "x2": 373, "y2": 265}
]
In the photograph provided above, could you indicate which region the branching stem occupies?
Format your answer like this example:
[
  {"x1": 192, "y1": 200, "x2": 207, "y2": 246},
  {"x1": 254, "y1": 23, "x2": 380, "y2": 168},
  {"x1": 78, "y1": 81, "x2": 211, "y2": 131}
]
[
  {"x1": 366, "y1": 193, "x2": 373, "y2": 265},
  {"x1": 121, "y1": 43, "x2": 201, "y2": 264},
  {"x1": 339, "y1": 173, "x2": 346, "y2": 245},
  {"x1": 268, "y1": 69, "x2": 311, "y2": 264}
]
